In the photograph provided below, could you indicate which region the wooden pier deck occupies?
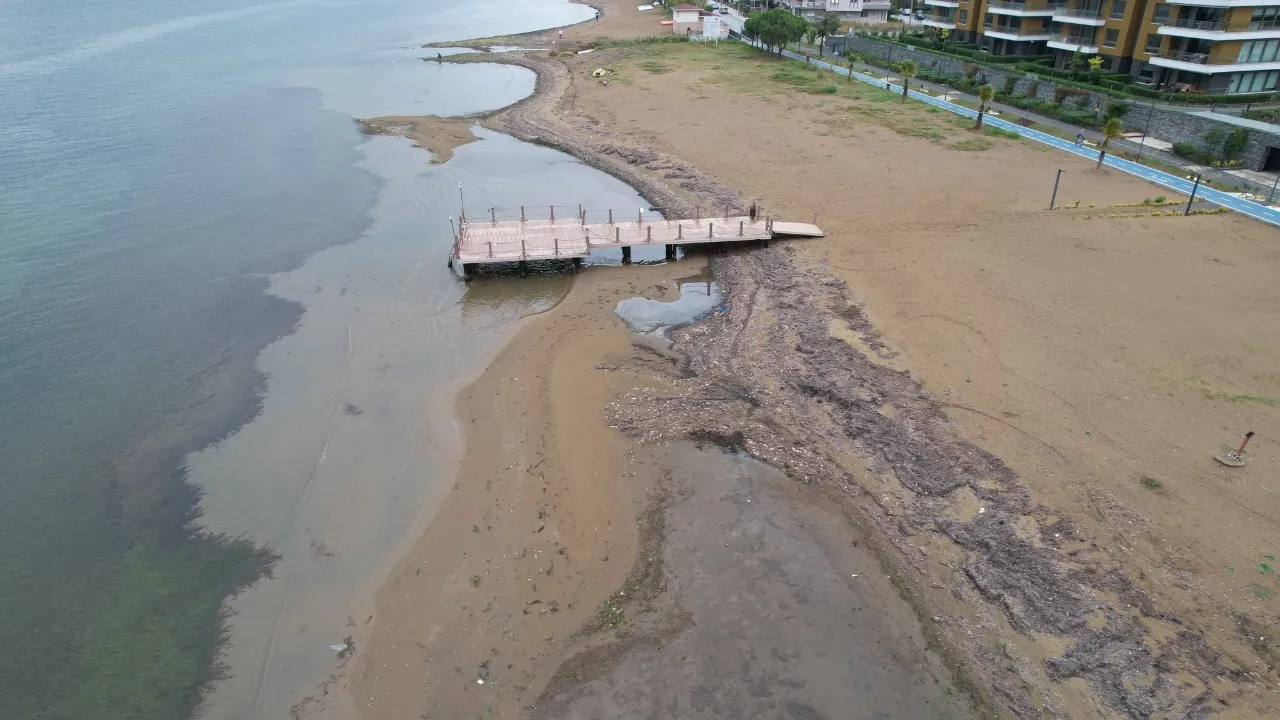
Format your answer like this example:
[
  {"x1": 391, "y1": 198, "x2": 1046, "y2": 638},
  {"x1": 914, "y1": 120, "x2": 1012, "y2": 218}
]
[{"x1": 453, "y1": 212, "x2": 822, "y2": 266}]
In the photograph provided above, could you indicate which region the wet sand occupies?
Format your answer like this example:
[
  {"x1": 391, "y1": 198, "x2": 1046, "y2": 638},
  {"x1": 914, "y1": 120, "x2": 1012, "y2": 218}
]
[
  {"x1": 349, "y1": 264, "x2": 672, "y2": 718},
  {"x1": 358, "y1": 116, "x2": 478, "y2": 164},
  {"x1": 535, "y1": 442, "x2": 971, "y2": 719},
  {"x1": 351, "y1": 258, "x2": 974, "y2": 720}
]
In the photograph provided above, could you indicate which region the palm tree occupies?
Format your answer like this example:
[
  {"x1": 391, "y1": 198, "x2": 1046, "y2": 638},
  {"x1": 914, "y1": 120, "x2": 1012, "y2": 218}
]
[
  {"x1": 899, "y1": 59, "x2": 917, "y2": 101},
  {"x1": 1096, "y1": 117, "x2": 1123, "y2": 170},
  {"x1": 974, "y1": 84, "x2": 995, "y2": 129},
  {"x1": 813, "y1": 14, "x2": 842, "y2": 57}
]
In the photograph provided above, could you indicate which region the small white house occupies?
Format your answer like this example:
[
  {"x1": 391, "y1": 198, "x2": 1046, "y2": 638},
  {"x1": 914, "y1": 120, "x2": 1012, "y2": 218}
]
[{"x1": 672, "y1": 4, "x2": 703, "y2": 35}]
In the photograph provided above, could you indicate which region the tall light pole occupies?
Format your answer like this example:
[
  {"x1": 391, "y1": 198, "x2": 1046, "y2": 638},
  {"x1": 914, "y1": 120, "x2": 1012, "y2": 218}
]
[
  {"x1": 1135, "y1": 99, "x2": 1156, "y2": 161},
  {"x1": 1184, "y1": 173, "x2": 1203, "y2": 215},
  {"x1": 1267, "y1": 169, "x2": 1279, "y2": 204}
]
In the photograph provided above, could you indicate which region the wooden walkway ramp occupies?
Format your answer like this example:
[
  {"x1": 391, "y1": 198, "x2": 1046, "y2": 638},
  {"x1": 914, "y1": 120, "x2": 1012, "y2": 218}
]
[{"x1": 453, "y1": 211, "x2": 823, "y2": 267}]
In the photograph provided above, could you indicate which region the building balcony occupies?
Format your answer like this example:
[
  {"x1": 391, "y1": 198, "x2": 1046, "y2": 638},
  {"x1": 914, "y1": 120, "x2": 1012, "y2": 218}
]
[
  {"x1": 1148, "y1": 49, "x2": 1280, "y2": 73},
  {"x1": 1051, "y1": 6, "x2": 1108, "y2": 25},
  {"x1": 1047, "y1": 33, "x2": 1100, "y2": 52},
  {"x1": 924, "y1": 0, "x2": 961, "y2": 8},
  {"x1": 1156, "y1": 16, "x2": 1280, "y2": 40},
  {"x1": 985, "y1": 1, "x2": 1059, "y2": 16},
  {"x1": 861, "y1": 0, "x2": 893, "y2": 8},
  {"x1": 922, "y1": 16, "x2": 957, "y2": 28},
  {"x1": 983, "y1": 22, "x2": 1054, "y2": 39}
]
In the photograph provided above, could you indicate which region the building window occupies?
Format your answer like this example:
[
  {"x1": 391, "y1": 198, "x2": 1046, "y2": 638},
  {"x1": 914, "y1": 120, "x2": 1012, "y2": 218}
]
[
  {"x1": 1138, "y1": 63, "x2": 1156, "y2": 81},
  {"x1": 1251, "y1": 7, "x2": 1280, "y2": 30},
  {"x1": 1143, "y1": 33, "x2": 1161, "y2": 54},
  {"x1": 1151, "y1": 4, "x2": 1169, "y2": 23},
  {"x1": 960, "y1": 9, "x2": 968, "y2": 23},
  {"x1": 1239, "y1": 39, "x2": 1280, "y2": 63},
  {"x1": 1103, "y1": 28, "x2": 1119, "y2": 48},
  {"x1": 1110, "y1": 0, "x2": 1126, "y2": 20},
  {"x1": 1228, "y1": 70, "x2": 1280, "y2": 94}
]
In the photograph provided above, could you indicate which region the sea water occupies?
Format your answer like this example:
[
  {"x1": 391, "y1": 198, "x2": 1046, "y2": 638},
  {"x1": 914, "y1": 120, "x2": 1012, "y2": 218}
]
[{"x1": 0, "y1": 1, "x2": 657, "y2": 717}]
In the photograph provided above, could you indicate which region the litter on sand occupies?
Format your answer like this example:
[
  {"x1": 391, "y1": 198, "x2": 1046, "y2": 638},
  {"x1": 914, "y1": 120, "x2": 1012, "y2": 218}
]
[
  {"x1": 638, "y1": 4, "x2": 656, "y2": 10},
  {"x1": 577, "y1": 48, "x2": 594, "y2": 54},
  {"x1": 329, "y1": 643, "x2": 347, "y2": 652}
]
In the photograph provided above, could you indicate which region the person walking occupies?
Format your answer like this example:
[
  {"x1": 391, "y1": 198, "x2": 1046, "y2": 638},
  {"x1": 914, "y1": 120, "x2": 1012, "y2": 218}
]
[{"x1": 1076, "y1": 130, "x2": 1085, "y2": 147}]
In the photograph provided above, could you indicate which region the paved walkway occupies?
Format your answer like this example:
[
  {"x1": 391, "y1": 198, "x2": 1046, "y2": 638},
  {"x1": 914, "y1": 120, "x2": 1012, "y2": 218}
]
[
  {"x1": 765, "y1": 42, "x2": 1280, "y2": 226},
  {"x1": 927, "y1": 83, "x2": 1280, "y2": 200}
]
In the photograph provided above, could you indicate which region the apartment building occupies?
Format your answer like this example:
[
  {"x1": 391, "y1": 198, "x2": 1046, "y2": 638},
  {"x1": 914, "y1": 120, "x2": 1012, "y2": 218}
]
[
  {"x1": 915, "y1": 0, "x2": 1280, "y2": 92},
  {"x1": 922, "y1": 0, "x2": 981, "y2": 42},
  {"x1": 783, "y1": 0, "x2": 892, "y2": 25},
  {"x1": 1132, "y1": 3, "x2": 1280, "y2": 94}
]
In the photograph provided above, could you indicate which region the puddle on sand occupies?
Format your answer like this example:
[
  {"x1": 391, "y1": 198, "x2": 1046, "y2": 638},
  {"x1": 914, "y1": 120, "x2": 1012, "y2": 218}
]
[{"x1": 615, "y1": 266, "x2": 722, "y2": 334}]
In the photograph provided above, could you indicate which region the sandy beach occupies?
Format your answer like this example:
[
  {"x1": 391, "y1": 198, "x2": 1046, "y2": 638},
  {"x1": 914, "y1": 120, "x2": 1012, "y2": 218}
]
[{"x1": 332, "y1": 2, "x2": 1280, "y2": 719}]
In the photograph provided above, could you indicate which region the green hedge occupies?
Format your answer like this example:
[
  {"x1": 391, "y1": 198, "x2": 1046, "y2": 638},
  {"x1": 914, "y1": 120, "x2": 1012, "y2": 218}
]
[
  {"x1": 1244, "y1": 108, "x2": 1280, "y2": 123},
  {"x1": 1166, "y1": 91, "x2": 1278, "y2": 104}
]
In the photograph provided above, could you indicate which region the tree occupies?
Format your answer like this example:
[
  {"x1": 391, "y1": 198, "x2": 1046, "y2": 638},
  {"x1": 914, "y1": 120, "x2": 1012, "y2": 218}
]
[
  {"x1": 1203, "y1": 127, "x2": 1248, "y2": 166},
  {"x1": 899, "y1": 59, "x2": 917, "y2": 101},
  {"x1": 1222, "y1": 128, "x2": 1247, "y2": 165},
  {"x1": 812, "y1": 13, "x2": 842, "y2": 57},
  {"x1": 1087, "y1": 55, "x2": 1103, "y2": 84},
  {"x1": 1097, "y1": 117, "x2": 1123, "y2": 169},
  {"x1": 974, "y1": 83, "x2": 995, "y2": 129},
  {"x1": 934, "y1": 27, "x2": 950, "y2": 49},
  {"x1": 1068, "y1": 50, "x2": 1085, "y2": 80},
  {"x1": 744, "y1": 9, "x2": 808, "y2": 55}
]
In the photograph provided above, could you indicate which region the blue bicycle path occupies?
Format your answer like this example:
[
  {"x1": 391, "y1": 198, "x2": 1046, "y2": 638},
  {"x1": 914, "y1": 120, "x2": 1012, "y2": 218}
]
[{"x1": 758, "y1": 43, "x2": 1280, "y2": 228}]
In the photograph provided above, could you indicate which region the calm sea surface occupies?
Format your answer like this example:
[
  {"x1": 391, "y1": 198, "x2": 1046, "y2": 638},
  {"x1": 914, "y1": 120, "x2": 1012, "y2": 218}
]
[{"x1": 0, "y1": 1, "x2": 653, "y2": 717}]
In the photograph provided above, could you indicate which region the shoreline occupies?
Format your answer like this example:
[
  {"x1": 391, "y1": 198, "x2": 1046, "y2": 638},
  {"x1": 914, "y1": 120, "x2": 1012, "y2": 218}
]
[
  {"x1": 345, "y1": 4, "x2": 981, "y2": 719},
  {"x1": 346, "y1": 6, "x2": 1280, "y2": 719}
]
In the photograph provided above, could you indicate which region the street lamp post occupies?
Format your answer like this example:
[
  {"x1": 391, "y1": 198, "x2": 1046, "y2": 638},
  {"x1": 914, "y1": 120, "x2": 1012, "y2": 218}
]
[
  {"x1": 1136, "y1": 100, "x2": 1156, "y2": 161},
  {"x1": 1184, "y1": 173, "x2": 1203, "y2": 215},
  {"x1": 1050, "y1": 168, "x2": 1065, "y2": 210}
]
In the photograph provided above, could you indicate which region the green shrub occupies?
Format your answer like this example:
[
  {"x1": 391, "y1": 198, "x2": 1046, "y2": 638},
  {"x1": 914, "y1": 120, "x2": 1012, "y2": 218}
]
[
  {"x1": 1106, "y1": 101, "x2": 1130, "y2": 119},
  {"x1": 1244, "y1": 108, "x2": 1280, "y2": 123},
  {"x1": 1171, "y1": 142, "x2": 1199, "y2": 159},
  {"x1": 1061, "y1": 109, "x2": 1102, "y2": 127}
]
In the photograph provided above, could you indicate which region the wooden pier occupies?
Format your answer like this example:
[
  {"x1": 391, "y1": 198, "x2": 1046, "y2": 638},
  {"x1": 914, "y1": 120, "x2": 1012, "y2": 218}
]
[{"x1": 450, "y1": 205, "x2": 823, "y2": 274}]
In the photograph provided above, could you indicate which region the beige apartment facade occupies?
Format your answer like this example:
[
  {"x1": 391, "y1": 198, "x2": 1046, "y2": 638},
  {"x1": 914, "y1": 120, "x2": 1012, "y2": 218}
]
[
  {"x1": 1132, "y1": 2, "x2": 1280, "y2": 94},
  {"x1": 916, "y1": 0, "x2": 1280, "y2": 92}
]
